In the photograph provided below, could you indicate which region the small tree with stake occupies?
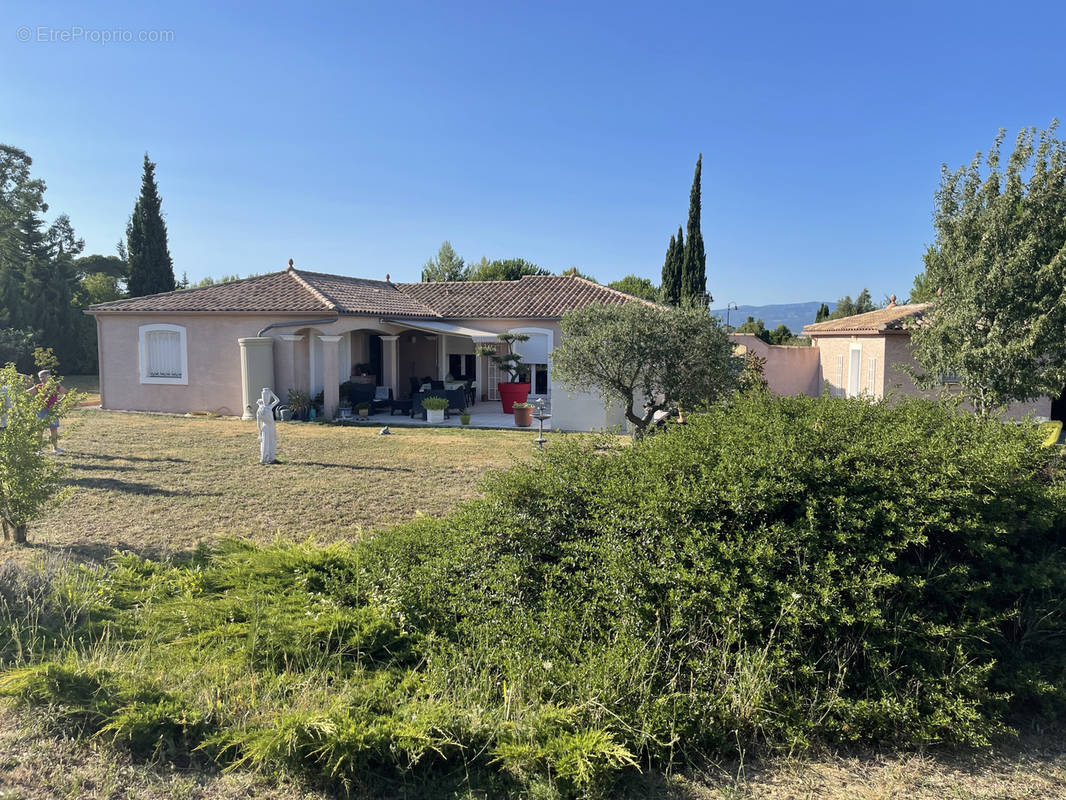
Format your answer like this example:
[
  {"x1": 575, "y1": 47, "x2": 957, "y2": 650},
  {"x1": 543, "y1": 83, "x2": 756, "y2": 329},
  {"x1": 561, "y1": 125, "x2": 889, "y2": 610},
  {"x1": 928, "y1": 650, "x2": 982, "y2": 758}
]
[
  {"x1": 476, "y1": 333, "x2": 530, "y2": 383},
  {"x1": 0, "y1": 363, "x2": 77, "y2": 544},
  {"x1": 552, "y1": 301, "x2": 741, "y2": 434}
]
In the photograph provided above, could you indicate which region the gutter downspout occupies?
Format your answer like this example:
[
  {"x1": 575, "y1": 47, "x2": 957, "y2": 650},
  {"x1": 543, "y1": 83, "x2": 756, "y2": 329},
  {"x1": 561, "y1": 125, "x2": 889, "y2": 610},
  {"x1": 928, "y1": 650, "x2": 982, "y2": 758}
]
[{"x1": 257, "y1": 318, "x2": 338, "y2": 337}]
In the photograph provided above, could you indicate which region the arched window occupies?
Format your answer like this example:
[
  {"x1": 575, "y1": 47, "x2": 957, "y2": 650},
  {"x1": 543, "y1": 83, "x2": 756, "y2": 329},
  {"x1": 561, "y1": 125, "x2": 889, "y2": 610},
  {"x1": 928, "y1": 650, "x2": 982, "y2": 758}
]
[{"x1": 138, "y1": 323, "x2": 188, "y2": 385}]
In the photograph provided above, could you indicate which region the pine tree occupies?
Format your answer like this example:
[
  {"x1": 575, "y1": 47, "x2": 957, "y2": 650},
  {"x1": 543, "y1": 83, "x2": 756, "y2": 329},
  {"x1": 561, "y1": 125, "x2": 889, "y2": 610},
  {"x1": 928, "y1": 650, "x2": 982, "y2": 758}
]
[
  {"x1": 814, "y1": 303, "x2": 831, "y2": 322},
  {"x1": 660, "y1": 231, "x2": 681, "y2": 305},
  {"x1": 681, "y1": 154, "x2": 708, "y2": 305},
  {"x1": 421, "y1": 241, "x2": 468, "y2": 282},
  {"x1": 126, "y1": 153, "x2": 175, "y2": 297}
]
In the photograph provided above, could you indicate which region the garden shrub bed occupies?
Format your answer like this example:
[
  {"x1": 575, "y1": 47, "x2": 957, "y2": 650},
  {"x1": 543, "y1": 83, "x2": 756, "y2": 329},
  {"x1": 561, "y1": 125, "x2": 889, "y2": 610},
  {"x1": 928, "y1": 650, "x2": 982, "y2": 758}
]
[{"x1": 3, "y1": 393, "x2": 1065, "y2": 797}]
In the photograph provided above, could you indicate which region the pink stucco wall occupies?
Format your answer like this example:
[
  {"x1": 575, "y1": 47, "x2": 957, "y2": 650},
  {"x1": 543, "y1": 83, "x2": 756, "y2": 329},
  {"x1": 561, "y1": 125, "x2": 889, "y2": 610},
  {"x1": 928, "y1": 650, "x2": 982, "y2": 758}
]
[
  {"x1": 95, "y1": 313, "x2": 566, "y2": 416},
  {"x1": 882, "y1": 335, "x2": 1051, "y2": 419},
  {"x1": 95, "y1": 313, "x2": 323, "y2": 415},
  {"x1": 809, "y1": 334, "x2": 888, "y2": 398},
  {"x1": 809, "y1": 332, "x2": 1051, "y2": 419},
  {"x1": 729, "y1": 334, "x2": 821, "y2": 396}
]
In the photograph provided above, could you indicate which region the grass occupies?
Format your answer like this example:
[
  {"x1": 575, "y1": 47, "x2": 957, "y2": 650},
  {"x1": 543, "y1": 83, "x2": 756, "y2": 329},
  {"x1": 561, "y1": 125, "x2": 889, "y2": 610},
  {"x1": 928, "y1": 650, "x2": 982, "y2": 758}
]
[
  {"x1": 26, "y1": 408, "x2": 535, "y2": 562},
  {"x1": 3, "y1": 407, "x2": 1065, "y2": 799}
]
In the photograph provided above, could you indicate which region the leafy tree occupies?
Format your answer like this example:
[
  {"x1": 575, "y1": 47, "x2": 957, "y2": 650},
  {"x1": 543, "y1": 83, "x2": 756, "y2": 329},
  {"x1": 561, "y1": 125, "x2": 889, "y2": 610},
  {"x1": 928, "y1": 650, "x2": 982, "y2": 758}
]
[
  {"x1": 911, "y1": 123, "x2": 1066, "y2": 415},
  {"x1": 0, "y1": 364, "x2": 76, "y2": 544},
  {"x1": 189, "y1": 273, "x2": 245, "y2": 289},
  {"x1": 33, "y1": 346, "x2": 58, "y2": 374},
  {"x1": 814, "y1": 302, "x2": 831, "y2": 322},
  {"x1": 681, "y1": 154, "x2": 708, "y2": 305},
  {"x1": 908, "y1": 267, "x2": 937, "y2": 303},
  {"x1": 467, "y1": 258, "x2": 548, "y2": 281},
  {"x1": 0, "y1": 146, "x2": 91, "y2": 372},
  {"x1": 0, "y1": 329, "x2": 35, "y2": 373},
  {"x1": 854, "y1": 288, "x2": 874, "y2": 313},
  {"x1": 552, "y1": 301, "x2": 741, "y2": 433},
  {"x1": 734, "y1": 316, "x2": 769, "y2": 342},
  {"x1": 421, "y1": 241, "x2": 467, "y2": 282},
  {"x1": 79, "y1": 272, "x2": 123, "y2": 305},
  {"x1": 767, "y1": 324, "x2": 794, "y2": 345},
  {"x1": 126, "y1": 153, "x2": 175, "y2": 297},
  {"x1": 608, "y1": 274, "x2": 659, "y2": 301},
  {"x1": 739, "y1": 353, "x2": 769, "y2": 392},
  {"x1": 828, "y1": 289, "x2": 876, "y2": 320},
  {"x1": 660, "y1": 227, "x2": 683, "y2": 305}
]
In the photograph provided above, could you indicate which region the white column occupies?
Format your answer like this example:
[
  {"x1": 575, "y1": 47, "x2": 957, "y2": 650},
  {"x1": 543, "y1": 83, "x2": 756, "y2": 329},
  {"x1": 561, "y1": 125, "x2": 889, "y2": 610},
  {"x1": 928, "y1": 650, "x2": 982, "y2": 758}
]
[
  {"x1": 319, "y1": 335, "x2": 342, "y2": 419},
  {"x1": 380, "y1": 335, "x2": 399, "y2": 399},
  {"x1": 278, "y1": 334, "x2": 303, "y2": 403},
  {"x1": 438, "y1": 334, "x2": 448, "y2": 380},
  {"x1": 475, "y1": 346, "x2": 484, "y2": 403}
]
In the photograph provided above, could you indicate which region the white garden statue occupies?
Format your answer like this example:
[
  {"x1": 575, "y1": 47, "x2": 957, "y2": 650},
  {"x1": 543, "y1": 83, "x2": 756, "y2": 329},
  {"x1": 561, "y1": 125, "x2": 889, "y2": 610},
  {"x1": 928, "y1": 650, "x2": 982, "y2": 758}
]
[{"x1": 255, "y1": 388, "x2": 281, "y2": 464}]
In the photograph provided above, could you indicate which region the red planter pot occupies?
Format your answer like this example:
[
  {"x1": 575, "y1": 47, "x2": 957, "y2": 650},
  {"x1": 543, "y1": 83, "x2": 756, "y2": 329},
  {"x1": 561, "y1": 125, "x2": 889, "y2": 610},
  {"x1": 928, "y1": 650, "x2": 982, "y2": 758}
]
[{"x1": 497, "y1": 382, "x2": 530, "y2": 414}]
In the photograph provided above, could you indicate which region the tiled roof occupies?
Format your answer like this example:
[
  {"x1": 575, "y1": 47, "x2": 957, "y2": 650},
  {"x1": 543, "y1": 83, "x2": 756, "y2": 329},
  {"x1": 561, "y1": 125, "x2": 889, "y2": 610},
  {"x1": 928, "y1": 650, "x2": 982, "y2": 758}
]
[
  {"x1": 88, "y1": 270, "x2": 329, "y2": 313},
  {"x1": 396, "y1": 275, "x2": 640, "y2": 318},
  {"x1": 802, "y1": 302, "x2": 932, "y2": 335},
  {"x1": 90, "y1": 269, "x2": 646, "y2": 319},
  {"x1": 296, "y1": 270, "x2": 438, "y2": 317}
]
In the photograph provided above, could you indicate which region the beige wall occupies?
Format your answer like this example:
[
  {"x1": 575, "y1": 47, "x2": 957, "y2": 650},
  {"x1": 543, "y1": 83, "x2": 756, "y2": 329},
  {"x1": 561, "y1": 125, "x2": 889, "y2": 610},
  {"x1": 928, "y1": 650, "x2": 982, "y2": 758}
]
[
  {"x1": 810, "y1": 332, "x2": 1051, "y2": 419},
  {"x1": 95, "y1": 313, "x2": 322, "y2": 415},
  {"x1": 729, "y1": 334, "x2": 821, "y2": 396},
  {"x1": 94, "y1": 311, "x2": 641, "y2": 430},
  {"x1": 882, "y1": 336, "x2": 1051, "y2": 419},
  {"x1": 809, "y1": 334, "x2": 887, "y2": 398}
]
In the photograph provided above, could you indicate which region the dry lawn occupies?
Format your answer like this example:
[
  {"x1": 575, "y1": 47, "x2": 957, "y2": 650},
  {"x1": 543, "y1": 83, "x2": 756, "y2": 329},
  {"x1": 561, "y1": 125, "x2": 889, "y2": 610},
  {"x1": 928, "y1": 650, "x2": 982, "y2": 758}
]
[
  {"x1": 26, "y1": 408, "x2": 535, "y2": 562},
  {"x1": 3, "y1": 409, "x2": 1065, "y2": 799}
]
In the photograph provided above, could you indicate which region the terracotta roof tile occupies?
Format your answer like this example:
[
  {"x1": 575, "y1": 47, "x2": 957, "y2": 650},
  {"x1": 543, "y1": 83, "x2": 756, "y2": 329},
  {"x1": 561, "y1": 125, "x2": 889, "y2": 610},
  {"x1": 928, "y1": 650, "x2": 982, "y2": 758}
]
[
  {"x1": 88, "y1": 270, "x2": 329, "y2": 313},
  {"x1": 296, "y1": 270, "x2": 439, "y2": 317},
  {"x1": 802, "y1": 302, "x2": 931, "y2": 335},
  {"x1": 395, "y1": 275, "x2": 640, "y2": 318},
  {"x1": 89, "y1": 269, "x2": 648, "y2": 319}
]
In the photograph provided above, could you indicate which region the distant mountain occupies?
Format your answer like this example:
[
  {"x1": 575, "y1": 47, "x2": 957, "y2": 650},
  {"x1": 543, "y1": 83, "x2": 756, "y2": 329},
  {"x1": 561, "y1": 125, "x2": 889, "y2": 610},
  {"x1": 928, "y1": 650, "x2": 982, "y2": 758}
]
[{"x1": 711, "y1": 301, "x2": 836, "y2": 334}]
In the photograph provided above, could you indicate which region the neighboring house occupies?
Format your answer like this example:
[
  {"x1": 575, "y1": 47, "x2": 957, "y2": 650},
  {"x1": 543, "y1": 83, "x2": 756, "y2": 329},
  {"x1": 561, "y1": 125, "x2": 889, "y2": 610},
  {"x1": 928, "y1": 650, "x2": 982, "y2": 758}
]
[
  {"x1": 726, "y1": 300, "x2": 1051, "y2": 420},
  {"x1": 87, "y1": 265, "x2": 643, "y2": 430},
  {"x1": 801, "y1": 300, "x2": 1051, "y2": 419}
]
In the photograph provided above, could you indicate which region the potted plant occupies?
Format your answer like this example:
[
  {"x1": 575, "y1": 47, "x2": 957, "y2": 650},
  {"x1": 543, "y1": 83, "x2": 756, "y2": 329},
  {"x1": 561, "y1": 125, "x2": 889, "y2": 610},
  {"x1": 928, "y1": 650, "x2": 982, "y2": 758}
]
[
  {"x1": 287, "y1": 389, "x2": 311, "y2": 421},
  {"x1": 476, "y1": 333, "x2": 531, "y2": 414},
  {"x1": 420, "y1": 396, "x2": 448, "y2": 424},
  {"x1": 338, "y1": 399, "x2": 353, "y2": 420},
  {"x1": 459, "y1": 411, "x2": 471, "y2": 425},
  {"x1": 356, "y1": 401, "x2": 371, "y2": 418},
  {"x1": 512, "y1": 401, "x2": 534, "y2": 427}
]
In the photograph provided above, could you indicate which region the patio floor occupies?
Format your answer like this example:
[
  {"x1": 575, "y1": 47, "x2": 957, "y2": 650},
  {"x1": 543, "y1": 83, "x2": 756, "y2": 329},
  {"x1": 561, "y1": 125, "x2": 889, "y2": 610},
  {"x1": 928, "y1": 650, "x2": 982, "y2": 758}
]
[{"x1": 339, "y1": 402, "x2": 552, "y2": 431}]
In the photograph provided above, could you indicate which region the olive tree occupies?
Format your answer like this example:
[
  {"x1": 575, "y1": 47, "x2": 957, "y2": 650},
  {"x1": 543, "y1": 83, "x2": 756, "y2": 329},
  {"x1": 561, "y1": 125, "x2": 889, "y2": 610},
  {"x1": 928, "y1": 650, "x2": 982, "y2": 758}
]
[
  {"x1": 552, "y1": 301, "x2": 742, "y2": 432},
  {"x1": 910, "y1": 123, "x2": 1066, "y2": 415},
  {"x1": 0, "y1": 363, "x2": 75, "y2": 544}
]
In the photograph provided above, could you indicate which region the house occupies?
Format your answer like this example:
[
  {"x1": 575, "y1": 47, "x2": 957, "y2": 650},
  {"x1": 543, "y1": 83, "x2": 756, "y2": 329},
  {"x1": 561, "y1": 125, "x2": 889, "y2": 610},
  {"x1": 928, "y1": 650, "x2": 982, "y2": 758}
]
[
  {"x1": 736, "y1": 299, "x2": 1051, "y2": 419},
  {"x1": 87, "y1": 264, "x2": 644, "y2": 430}
]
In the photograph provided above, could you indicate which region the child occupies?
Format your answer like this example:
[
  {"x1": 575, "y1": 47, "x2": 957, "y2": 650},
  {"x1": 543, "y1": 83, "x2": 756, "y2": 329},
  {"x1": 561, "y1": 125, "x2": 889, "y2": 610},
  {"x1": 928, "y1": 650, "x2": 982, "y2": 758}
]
[{"x1": 28, "y1": 370, "x2": 66, "y2": 454}]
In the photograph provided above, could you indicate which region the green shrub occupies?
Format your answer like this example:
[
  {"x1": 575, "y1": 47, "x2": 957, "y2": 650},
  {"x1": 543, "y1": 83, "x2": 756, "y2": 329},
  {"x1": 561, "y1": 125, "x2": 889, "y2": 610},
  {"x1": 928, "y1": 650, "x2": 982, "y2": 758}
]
[
  {"x1": 420, "y1": 396, "x2": 448, "y2": 411},
  {"x1": 3, "y1": 394, "x2": 1066, "y2": 796}
]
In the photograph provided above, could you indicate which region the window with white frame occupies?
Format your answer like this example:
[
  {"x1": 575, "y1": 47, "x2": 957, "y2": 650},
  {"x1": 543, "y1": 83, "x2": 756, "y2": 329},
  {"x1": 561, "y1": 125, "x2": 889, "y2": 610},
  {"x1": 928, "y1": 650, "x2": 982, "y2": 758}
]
[{"x1": 138, "y1": 324, "x2": 188, "y2": 384}]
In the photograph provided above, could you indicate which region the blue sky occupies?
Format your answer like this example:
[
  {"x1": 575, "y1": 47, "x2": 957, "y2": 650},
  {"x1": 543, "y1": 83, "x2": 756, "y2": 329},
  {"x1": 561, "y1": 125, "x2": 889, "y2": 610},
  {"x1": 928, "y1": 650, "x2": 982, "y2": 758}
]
[{"x1": 2, "y1": 1, "x2": 1063, "y2": 305}]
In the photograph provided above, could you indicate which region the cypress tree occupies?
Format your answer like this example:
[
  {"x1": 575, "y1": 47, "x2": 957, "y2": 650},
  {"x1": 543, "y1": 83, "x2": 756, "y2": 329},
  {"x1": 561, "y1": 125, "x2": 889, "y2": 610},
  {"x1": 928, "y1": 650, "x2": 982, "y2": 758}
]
[
  {"x1": 661, "y1": 231, "x2": 681, "y2": 306},
  {"x1": 681, "y1": 154, "x2": 707, "y2": 305},
  {"x1": 814, "y1": 302, "x2": 830, "y2": 323},
  {"x1": 126, "y1": 153, "x2": 175, "y2": 297}
]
